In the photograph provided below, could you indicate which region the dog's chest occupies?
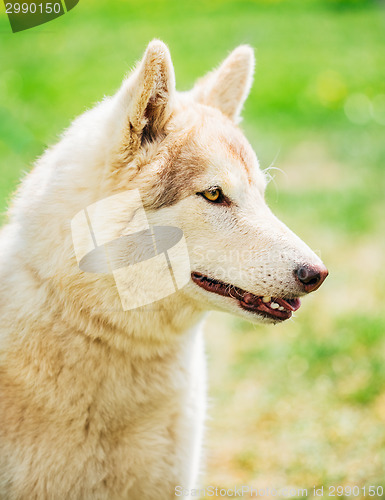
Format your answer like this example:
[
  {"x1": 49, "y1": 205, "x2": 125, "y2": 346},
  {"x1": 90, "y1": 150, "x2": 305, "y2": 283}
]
[
  {"x1": 0, "y1": 322, "x2": 206, "y2": 499},
  {"x1": 66, "y1": 330, "x2": 206, "y2": 499}
]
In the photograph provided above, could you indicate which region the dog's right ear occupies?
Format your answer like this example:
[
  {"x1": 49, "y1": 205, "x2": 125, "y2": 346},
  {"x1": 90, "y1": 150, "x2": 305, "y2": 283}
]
[{"x1": 115, "y1": 40, "x2": 175, "y2": 148}]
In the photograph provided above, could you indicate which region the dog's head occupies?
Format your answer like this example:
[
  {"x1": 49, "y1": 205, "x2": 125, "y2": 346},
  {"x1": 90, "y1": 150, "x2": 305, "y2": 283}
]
[
  {"x1": 37, "y1": 40, "x2": 327, "y2": 324},
  {"x1": 92, "y1": 40, "x2": 326, "y2": 323}
]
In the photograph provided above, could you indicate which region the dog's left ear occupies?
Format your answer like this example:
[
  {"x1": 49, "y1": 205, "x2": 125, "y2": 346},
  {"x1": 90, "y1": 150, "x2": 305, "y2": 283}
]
[
  {"x1": 116, "y1": 40, "x2": 175, "y2": 146},
  {"x1": 193, "y1": 45, "x2": 255, "y2": 123}
]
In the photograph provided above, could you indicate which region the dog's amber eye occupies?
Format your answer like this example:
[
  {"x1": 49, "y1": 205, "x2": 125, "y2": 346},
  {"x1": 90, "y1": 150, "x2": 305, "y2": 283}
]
[
  {"x1": 197, "y1": 187, "x2": 230, "y2": 206},
  {"x1": 202, "y1": 189, "x2": 221, "y2": 202}
]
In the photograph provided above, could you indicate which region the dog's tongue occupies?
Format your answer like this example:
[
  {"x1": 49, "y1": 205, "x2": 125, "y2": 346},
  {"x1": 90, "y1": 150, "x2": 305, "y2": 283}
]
[{"x1": 275, "y1": 297, "x2": 301, "y2": 311}]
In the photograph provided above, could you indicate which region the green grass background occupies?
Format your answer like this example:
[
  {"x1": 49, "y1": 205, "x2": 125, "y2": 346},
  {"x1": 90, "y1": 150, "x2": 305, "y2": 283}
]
[{"x1": 1, "y1": 0, "x2": 385, "y2": 497}]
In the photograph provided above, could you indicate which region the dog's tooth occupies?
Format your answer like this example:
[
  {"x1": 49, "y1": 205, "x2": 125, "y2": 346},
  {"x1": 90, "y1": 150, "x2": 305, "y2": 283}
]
[
  {"x1": 278, "y1": 306, "x2": 285, "y2": 311},
  {"x1": 270, "y1": 302, "x2": 279, "y2": 309},
  {"x1": 262, "y1": 296, "x2": 271, "y2": 303}
]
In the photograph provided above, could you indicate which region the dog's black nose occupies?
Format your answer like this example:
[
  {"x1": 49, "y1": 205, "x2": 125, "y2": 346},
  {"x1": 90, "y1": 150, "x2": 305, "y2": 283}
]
[{"x1": 295, "y1": 264, "x2": 328, "y2": 293}]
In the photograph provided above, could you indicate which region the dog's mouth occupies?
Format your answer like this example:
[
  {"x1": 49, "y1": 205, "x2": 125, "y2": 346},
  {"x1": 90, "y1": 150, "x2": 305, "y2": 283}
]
[{"x1": 191, "y1": 272, "x2": 301, "y2": 321}]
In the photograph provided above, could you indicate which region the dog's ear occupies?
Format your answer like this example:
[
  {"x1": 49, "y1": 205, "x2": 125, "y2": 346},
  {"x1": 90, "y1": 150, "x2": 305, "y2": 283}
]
[
  {"x1": 193, "y1": 45, "x2": 255, "y2": 123},
  {"x1": 116, "y1": 40, "x2": 175, "y2": 146}
]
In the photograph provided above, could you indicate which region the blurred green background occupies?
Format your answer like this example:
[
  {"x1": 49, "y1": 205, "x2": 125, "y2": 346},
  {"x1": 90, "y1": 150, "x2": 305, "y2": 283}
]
[{"x1": 1, "y1": 0, "x2": 385, "y2": 497}]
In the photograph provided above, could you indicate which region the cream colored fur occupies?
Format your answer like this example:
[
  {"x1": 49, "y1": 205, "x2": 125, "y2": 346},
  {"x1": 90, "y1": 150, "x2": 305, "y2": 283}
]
[{"x1": 0, "y1": 41, "x2": 326, "y2": 499}]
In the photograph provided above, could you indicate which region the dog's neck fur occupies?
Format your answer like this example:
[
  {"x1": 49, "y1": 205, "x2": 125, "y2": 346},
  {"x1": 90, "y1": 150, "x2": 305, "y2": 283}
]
[
  {"x1": 1, "y1": 240, "x2": 205, "y2": 420},
  {"x1": 53, "y1": 281, "x2": 205, "y2": 360},
  {"x1": 5, "y1": 241, "x2": 204, "y2": 360}
]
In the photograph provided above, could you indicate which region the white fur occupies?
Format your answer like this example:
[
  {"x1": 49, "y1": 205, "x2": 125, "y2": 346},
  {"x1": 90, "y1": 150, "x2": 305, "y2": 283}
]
[{"x1": 0, "y1": 41, "x2": 326, "y2": 499}]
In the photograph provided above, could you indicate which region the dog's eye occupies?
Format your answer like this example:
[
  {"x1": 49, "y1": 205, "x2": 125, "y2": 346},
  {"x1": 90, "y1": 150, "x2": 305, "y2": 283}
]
[
  {"x1": 197, "y1": 187, "x2": 230, "y2": 206},
  {"x1": 202, "y1": 189, "x2": 221, "y2": 202}
]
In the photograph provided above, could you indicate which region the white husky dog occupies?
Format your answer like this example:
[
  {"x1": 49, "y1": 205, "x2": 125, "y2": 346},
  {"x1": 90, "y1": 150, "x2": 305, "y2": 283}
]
[{"x1": 0, "y1": 41, "x2": 327, "y2": 499}]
